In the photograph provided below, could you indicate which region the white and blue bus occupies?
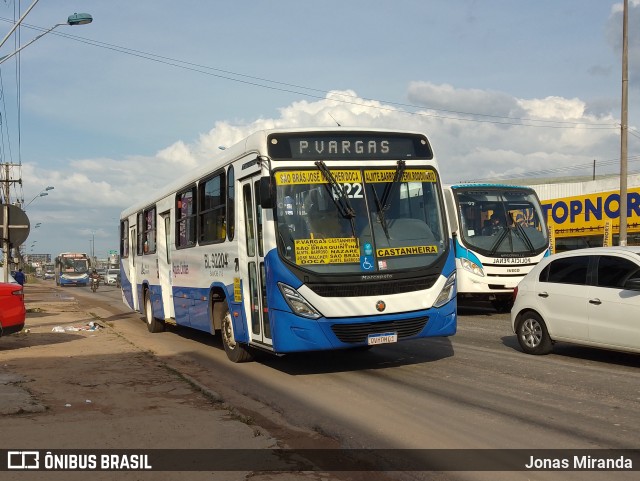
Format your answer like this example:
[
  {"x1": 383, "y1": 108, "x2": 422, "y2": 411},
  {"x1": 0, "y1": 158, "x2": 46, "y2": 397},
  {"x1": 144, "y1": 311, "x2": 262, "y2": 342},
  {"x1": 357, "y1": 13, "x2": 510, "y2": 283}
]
[
  {"x1": 444, "y1": 184, "x2": 550, "y2": 312},
  {"x1": 54, "y1": 252, "x2": 91, "y2": 287},
  {"x1": 120, "y1": 128, "x2": 457, "y2": 362}
]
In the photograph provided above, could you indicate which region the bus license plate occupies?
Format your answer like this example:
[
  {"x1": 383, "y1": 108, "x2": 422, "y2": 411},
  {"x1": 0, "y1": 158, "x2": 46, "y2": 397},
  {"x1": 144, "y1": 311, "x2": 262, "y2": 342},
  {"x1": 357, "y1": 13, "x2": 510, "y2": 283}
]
[{"x1": 367, "y1": 332, "x2": 398, "y2": 346}]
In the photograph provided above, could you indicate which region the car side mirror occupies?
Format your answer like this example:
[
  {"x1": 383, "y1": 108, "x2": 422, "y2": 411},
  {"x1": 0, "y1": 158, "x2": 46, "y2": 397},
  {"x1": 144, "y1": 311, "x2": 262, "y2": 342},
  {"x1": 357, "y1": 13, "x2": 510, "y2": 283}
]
[{"x1": 624, "y1": 278, "x2": 640, "y2": 291}]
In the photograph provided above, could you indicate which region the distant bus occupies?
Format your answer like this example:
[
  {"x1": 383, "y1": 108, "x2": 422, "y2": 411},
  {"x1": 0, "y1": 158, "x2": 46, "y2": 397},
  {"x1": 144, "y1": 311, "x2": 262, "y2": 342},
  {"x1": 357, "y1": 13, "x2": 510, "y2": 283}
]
[
  {"x1": 120, "y1": 128, "x2": 457, "y2": 362},
  {"x1": 55, "y1": 252, "x2": 91, "y2": 286},
  {"x1": 444, "y1": 184, "x2": 549, "y2": 312}
]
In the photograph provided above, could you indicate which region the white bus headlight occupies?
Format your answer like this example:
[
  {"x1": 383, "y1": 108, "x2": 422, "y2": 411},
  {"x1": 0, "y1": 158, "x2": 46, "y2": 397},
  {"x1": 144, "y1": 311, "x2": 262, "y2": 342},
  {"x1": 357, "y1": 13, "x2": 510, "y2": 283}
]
[
  {"x1": 461, "y1": 258, "x2": 484, "y2": 277},
  {"x1": 278, "y1": 282, "x2": 321, "y2": 319},
  {"x1": 433, "y1": 272, "x2": 456, "y2": 308}
]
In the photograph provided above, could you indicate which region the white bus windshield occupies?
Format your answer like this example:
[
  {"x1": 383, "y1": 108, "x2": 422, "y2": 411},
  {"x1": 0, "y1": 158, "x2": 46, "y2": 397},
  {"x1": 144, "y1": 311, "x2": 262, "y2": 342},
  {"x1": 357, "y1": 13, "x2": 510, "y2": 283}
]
[
  {"x1": 274, "y1": 166, "x2": 446, "y2": 274},
  {"x1": 455, "y1": 188, "x2": 548, "y2": 255},
  {"x1": 61, "y1": 258, "x2": 89, "y2": 273}
]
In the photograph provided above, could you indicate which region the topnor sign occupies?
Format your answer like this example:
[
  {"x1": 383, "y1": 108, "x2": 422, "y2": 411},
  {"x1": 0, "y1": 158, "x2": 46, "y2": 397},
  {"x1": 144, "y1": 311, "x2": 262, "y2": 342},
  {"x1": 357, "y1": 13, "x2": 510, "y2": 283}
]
[{"x1": 541, "y1": 188, "x2": 640, "y2": 238}]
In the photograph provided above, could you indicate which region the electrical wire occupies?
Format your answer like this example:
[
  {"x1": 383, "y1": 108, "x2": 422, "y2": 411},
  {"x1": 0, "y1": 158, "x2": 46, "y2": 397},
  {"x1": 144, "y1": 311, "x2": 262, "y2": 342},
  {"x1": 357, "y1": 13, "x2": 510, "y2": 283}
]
[{"x1": 0, "y1": 16, "x2": 622, "y2": 132}]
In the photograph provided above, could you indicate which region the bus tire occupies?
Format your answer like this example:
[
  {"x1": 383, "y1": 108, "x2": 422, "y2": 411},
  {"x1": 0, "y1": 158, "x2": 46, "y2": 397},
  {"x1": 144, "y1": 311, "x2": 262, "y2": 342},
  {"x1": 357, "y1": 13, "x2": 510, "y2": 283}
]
[
  {"x1": 515, "y1": 311, "x2": 552, "y2": 355},
  {"x1": 221, "y1": 307, "x2": 253, "y2": 363},
  {"x1": 144, "y1": 289, "x2": 164, "y2": 333}
]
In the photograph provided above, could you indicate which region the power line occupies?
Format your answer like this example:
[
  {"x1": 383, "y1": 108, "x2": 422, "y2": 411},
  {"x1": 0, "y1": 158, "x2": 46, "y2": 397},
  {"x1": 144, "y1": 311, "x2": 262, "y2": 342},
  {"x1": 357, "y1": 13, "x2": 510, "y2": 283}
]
[
  {"x1": 470, "y1": 154, "x2": 640, "y2": 182},
  {"x1": 0, "y1": 17, "x2": 622, "y2": 132}
]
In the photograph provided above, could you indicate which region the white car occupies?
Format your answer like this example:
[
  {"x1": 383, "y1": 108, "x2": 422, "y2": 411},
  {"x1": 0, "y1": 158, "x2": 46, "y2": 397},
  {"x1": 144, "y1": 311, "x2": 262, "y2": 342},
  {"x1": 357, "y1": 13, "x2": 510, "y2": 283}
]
[
  {"x1": 104, "y1": 269, "x2": 120, "y2": 286},
  {"x1": 0, "y1": 268, "x2": 17, "y2": 283},
  {"x1": 511, "y1": 246, "x2": 640, "y2": 355}
]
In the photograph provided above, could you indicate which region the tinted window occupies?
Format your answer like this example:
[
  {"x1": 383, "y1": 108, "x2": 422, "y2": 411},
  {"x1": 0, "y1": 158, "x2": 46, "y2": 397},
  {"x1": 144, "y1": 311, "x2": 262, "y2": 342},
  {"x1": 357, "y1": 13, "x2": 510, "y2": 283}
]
[
  {"x1": 137, "y1": 212, "x2": 144, "y2": 256},
  {"x1": 543, "y1": 256, "x2": 589, "y2": 285},
  {"x1": 199, "y1": 171, "x2": 226, "y2": 244},
  {"x1": 120, "y1": 219, "x2": 129, "y2": 258},
  {"x1": 144, "y1": 207, "x2": 157, "y2": 254},
  {"x1": 597, "y1": 256, "x2": 640, "y2": 289},
  {"x1": 227, "y1": 166, "x2": 235, "y2": 241},
  {"x1": 176, "y1": 186, "x2": 197, "y2": 248}
]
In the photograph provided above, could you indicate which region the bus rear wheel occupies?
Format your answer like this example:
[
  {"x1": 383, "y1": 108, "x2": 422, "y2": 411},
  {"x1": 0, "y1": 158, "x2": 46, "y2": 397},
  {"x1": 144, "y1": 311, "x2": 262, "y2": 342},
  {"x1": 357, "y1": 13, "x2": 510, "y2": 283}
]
[
  {"x1": 144, "y1": 289, "x2": 164, "y2": 333},
  {"x1": 221, "y1": 307, "x2": 253, "y2": 363}
]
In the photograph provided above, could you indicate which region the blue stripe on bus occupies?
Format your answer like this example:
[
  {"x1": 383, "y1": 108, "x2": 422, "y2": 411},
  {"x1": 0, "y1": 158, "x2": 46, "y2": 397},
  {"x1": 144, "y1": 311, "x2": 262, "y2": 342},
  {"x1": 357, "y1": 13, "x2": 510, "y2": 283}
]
[{"x1": 453, "y1": 237, "x2": 482, "y2": 267}]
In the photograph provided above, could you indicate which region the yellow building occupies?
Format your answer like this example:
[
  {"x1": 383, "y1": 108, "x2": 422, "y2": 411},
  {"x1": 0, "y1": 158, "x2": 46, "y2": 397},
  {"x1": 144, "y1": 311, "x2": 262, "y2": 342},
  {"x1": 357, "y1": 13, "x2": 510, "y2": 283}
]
[{"x1": 531, "y1": 174, "x2": 640, "y2": 251}]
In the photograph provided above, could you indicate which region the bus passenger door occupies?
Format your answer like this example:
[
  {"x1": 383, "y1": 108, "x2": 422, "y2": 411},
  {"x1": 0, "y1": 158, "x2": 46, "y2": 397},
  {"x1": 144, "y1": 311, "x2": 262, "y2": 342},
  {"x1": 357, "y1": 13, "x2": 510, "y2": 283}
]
[
  {"x1": 239, "y1": 176, "x2": 272, "y2": 349},
  {"x1": 157, "y1": 212, "x2": 174, "y2": 320},
  {"x1": 129, "y1": 225, "x2": 139, "y2": 310}
]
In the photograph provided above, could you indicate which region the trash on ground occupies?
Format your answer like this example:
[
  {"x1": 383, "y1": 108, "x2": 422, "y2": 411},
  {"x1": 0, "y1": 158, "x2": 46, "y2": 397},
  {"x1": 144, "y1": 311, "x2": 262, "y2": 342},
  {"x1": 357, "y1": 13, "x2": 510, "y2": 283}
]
[{"x1": 52, "y1": 321, "x2": 101, "y2": 333}]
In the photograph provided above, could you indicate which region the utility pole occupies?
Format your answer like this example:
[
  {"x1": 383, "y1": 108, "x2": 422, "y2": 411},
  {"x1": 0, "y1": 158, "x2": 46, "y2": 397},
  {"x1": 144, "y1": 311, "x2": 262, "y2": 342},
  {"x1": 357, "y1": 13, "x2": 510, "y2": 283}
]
[
  {"x1": 619, "y1": 0, "x2": 628, "y2": 246},
  {"x1": 1, "y1": 162, "x2": 22, "y2": 279}
]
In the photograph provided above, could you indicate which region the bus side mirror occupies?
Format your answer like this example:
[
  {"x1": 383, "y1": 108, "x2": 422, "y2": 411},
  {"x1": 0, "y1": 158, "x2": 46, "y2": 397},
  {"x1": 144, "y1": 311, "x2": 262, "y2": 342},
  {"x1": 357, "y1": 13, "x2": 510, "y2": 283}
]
[
  {"x1": 442, "y1": 188, "x2": 459, "y2": 233},
  {"x1": 259, "y1": 176, "x2": 274, "y2": 209}
]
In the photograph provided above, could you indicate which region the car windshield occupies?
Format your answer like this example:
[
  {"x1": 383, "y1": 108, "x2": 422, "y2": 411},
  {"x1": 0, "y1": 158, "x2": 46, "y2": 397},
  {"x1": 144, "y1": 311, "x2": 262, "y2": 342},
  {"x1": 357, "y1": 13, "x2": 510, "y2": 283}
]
[
  {"x1": 455, "y1": 187, "x2": 548, "y2": 255},
  {"x1": 274, "y1": 166, "x2": 447, "y2": 274}
]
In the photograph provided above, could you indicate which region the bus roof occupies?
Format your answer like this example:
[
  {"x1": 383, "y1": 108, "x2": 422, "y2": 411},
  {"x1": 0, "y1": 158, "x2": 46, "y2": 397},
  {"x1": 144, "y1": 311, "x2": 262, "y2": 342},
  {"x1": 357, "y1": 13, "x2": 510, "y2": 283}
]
[{"x1": 448, "y1": 183, "x2": 535, "y2": 191}]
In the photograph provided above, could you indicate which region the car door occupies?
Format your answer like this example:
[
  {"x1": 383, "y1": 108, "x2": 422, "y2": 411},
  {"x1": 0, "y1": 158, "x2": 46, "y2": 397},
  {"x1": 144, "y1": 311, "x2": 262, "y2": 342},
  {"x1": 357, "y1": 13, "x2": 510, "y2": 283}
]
[
  {"x1": 587, "y1": 255, "x2": 640, "y2": 350},
  {"x1": 537, "y1": 255, "x2": 590, "y2": 342}
]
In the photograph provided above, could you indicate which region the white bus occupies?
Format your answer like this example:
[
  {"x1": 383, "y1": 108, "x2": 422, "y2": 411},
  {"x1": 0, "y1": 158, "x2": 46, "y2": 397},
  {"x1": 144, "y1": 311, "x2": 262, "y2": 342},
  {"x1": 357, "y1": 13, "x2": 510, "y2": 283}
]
[
  {"x1": 120, "y1": 128, "x2": 457, "y2": 362},
  {"x1": 444, "y1": 184, "x2": 550, "y2": 312},
  {"x1": 55, "y1": 252, "x2": 91, "y2": 287}
]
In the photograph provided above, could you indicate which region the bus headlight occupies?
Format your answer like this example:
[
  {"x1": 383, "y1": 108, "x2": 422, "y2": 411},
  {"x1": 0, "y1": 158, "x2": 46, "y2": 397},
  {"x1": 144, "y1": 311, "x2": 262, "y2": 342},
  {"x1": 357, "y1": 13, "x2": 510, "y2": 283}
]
[
  {"x1": 461, "y1": 258, "x2": 484, "y2": 277},
  {"x1": 278, "y1": 282, "x2": 321, "y2": 319},
  {"x1": 433, "y1": 272, "x2": 456, "y2": 308}
]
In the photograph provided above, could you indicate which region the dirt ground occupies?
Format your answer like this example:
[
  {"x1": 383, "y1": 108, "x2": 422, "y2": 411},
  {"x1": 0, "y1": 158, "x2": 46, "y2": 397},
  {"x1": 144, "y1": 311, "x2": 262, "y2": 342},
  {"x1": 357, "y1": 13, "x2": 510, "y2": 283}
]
[{"x1": 0, "y1": 283, "x2": 354, "y2": 481}]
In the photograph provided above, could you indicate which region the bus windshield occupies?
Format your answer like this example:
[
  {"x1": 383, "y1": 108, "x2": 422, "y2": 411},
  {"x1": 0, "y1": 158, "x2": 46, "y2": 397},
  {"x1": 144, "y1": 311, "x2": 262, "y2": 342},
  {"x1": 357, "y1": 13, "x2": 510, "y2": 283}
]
[
  {"x1": 274, "y1": 165, "x2": 447, "y2": 274},
  {"x1": 455, "y1": 188, "x2": 548, "y2": 255},
  {"x1": 61, "y1": 257, "x2": 89, "y2": 273}
]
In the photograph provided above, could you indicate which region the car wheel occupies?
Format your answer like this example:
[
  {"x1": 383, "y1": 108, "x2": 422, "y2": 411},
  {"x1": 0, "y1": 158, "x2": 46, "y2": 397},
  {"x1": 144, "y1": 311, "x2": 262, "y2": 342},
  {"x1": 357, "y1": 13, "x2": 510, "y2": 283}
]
[
  {"x1": 221, "y1": 306, "x2": 253, "y2": 363},
  {"x1": 144, "y1": 289, "x2": 164, "y2": 333},
  {"x1": 515, "y1": 311, "x2": 552, "y2": 355}
]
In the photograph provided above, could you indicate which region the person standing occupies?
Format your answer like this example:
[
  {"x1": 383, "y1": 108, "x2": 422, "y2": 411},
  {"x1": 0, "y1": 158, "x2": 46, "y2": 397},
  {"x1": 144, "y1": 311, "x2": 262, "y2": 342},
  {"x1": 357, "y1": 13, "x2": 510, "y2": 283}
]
[{"x1": 14, "y1": 268, "x2": 26, "y2": 286}]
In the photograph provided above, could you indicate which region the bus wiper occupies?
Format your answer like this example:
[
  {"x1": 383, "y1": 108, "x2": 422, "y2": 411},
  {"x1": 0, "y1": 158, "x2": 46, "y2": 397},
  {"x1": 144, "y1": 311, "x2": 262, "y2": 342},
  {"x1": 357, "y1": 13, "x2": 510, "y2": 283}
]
[
  {"x1": 489, "y1": 225, "x2": 510, "y2": 255},
  {"x1": 380, "y1": 160, "x2": 406, "y2": 212},
  {"x1": 315, "y1": 161, "x2": 357, "y2": 238},
  {"x1": 372, "y1": 160, "x2": 406, "y2": 242},
  {"x1": 512, "y1": 219, "x2": 536, "y2": 253},
  {"x1": 371, "y1": 183, "x2": 391, "y2": 241}
]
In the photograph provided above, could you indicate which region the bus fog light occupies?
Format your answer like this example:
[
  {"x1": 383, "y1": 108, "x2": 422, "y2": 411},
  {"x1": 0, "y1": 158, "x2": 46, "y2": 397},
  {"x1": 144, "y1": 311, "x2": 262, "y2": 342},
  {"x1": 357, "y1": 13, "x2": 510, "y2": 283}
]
[
  {"x1": 278, "y1": 282, "x2": 321, "y2": 319},
  {"x1": 461, "y1": 258, "x2": 484, "y2": 277},
  {"x1": 434, "y1": 272, "x2": 456, "y2": 308}
]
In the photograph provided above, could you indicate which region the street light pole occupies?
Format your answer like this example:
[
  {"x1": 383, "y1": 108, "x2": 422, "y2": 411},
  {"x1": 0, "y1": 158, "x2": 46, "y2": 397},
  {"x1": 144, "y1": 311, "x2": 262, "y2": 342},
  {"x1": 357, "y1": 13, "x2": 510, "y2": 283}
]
[
  {"x1": 25, "y1": 186, "x2": 54, "y2": 207},
  {"x1": 0, "y1": 0, "x2": 42, "y2": 51},
  {"x1": 619, "y1": 0, "x2": 628, "y2": 246},
  {"x1": 0, "y1": 13, "x2": 93, "y2": 66}
]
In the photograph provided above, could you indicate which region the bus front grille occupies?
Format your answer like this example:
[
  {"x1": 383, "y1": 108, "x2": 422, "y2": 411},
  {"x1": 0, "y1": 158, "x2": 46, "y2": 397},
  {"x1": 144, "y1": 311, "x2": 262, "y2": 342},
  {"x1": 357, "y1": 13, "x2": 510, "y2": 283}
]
[
  {"x1": 330, "y1": 317, "x2": 429, "y2": 344},
  {"x1": 307, "y1": 275, "x2": 438, "y2": 297}
]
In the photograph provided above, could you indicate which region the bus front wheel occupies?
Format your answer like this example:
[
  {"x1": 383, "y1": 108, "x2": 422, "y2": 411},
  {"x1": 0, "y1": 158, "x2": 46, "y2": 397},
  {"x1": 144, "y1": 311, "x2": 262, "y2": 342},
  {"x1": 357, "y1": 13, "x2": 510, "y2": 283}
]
[
  {"x1": 144, "y1": 289, "x2": 164, "y2": 333},
  {"x1": 221, "y1": 308, "x2": 253, "y2": 363}
]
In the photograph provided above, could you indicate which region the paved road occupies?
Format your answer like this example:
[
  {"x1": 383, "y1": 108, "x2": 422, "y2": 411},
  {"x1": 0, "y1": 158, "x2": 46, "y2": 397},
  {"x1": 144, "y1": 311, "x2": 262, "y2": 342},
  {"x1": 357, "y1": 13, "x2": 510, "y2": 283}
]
[{"x1": 7, "y1": 283, "x2": 637, "y2": 481}]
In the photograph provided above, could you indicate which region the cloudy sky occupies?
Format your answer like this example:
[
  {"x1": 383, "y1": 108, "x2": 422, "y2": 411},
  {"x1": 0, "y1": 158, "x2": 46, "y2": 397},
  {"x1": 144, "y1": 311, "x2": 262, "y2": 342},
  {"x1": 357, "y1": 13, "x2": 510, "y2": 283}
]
[{"x1": 0, "y1": 0, "x2": 638, "y2": 259}]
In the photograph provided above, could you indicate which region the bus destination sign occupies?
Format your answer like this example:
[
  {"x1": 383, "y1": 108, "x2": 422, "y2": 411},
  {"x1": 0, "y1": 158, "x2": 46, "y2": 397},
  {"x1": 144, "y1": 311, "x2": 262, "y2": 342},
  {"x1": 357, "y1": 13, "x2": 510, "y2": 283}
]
[{"x1": 267, "y1": 133, "x2": 433, "y2": 160}]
